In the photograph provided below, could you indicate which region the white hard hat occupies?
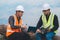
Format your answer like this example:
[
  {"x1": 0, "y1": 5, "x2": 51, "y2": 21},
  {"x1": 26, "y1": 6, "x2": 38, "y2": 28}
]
[
  {"x1": 42, "y1": 3, "x2": 51, "y2": 10},
  {"x1": 16, "y1": 5, "x2": 24, "y2": 11}
]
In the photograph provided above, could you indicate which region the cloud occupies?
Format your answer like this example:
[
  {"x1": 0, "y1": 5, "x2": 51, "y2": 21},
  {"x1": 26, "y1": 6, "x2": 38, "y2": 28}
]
[{"x1": 0, "y1": 0, "x2": 60, "y2": 26}]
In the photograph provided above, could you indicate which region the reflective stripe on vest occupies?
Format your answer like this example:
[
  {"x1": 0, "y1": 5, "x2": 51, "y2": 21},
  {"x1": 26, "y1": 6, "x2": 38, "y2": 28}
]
[
  {"x1": 13, "y1": 15, "x2": 23, "y2": 26},
  {"x1": 6, "y1": 15, "x2": 23, "y2": 37},
  {"x1": 42, "y1": 13, "x2": 57, "y2": 33}
]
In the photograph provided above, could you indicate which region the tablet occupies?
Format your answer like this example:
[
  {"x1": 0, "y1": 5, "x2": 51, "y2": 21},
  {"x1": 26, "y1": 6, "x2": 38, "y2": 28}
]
[{"x1": 28, "y1": 26, "x2": 37, "y2": 33}]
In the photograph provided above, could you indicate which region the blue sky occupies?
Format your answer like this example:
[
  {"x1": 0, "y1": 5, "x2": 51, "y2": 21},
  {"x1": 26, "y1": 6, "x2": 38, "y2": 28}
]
[{"x1": 0, "y1": 0, "x2": 60, "y2": 35}]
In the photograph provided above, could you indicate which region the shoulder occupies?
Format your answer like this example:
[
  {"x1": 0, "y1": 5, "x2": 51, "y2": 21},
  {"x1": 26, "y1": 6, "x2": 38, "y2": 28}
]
[
  {"x1": 54, "y1": 14, "x2": 58, "y2": 18},
  {"x1": 9, "y1": 15, "x2": 14, "y2": 21},
  {"x1": 53, "y1": 14, "x2": 58, "y2": 20},
  {"x1": 9, "y1": 15, "x2": 14, "y2": 19}
]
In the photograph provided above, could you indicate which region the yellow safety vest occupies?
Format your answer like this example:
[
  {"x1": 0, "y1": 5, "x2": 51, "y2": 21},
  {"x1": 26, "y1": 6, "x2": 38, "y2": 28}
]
[{"x1": 42, "y1": 13, "x2": 57, "y2": 33}]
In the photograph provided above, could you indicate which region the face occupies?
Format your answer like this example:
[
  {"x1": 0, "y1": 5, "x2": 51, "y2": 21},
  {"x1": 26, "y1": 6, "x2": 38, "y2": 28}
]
[
  {"x1": 43, "y1": 9, "x2": 50, "y2": 15},
  {"x1": 16, "y1": 10, "x2": 24, "y2": 17}
]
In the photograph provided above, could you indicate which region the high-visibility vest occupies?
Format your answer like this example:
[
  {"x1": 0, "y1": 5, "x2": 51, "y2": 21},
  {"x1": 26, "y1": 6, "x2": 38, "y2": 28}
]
[
  {"x1": 6, "y1": 15, "x2": 23, "y2": 37},
  {"x1": 42, "y1": 13, "x2": 57, "y2": 33}
]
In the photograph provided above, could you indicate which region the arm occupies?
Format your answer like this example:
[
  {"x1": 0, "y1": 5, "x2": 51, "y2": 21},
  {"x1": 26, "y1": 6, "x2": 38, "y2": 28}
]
[
  {"x1": 51, "y1": 15, "x2": 59, "y2": 32},
  {"x1": 8, "y1": 16, "x2": 20, "y2": 29},
  {"x1": 36, "y1": 16, "x2": 43, "y2": 29}
]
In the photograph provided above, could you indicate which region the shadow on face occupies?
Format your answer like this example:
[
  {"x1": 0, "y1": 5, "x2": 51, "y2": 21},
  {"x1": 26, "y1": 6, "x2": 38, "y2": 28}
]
[
  {"x1": 16, "y1": 11, "x2": 24, "y2": 17},
  {"x1": 43, "y1": 9, "x2": 50, "y2": 15}
]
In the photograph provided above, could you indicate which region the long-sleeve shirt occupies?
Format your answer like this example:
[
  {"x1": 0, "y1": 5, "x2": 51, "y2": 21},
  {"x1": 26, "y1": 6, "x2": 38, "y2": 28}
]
[
  {"x1": 36, "y1": 14, "x2": 59, "y2": 32},
  {"x1": 8, "y1": 16, "x2": 21, "y2": 29}
]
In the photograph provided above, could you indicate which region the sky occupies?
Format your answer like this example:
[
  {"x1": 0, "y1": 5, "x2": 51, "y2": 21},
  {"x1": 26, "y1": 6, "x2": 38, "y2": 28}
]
[{"x1": 0, "y1": 0, "x2": 60, "y2": 35}]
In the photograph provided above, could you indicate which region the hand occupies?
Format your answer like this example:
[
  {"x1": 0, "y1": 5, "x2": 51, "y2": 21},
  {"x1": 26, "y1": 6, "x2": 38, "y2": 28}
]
[
  {"x1": 36, "y1": 29, "x2": 41, "y2": 33},
  {"x1": 21, "y1": 25, "x2": 27, "y2": 29},
  {"x1": 47, "y1": 29, "x2": 51, "y2": 32},
  {"x1": 28, "y1": 32, "x2": 34, "y2": 36}
]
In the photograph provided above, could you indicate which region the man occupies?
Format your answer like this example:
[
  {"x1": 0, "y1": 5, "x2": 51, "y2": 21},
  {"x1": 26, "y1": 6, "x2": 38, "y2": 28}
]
[
  {"x1": 6, "y1": 5, "x2": 30, "y2": 40},
  {"x1": 36, "y1": 4, "x2": 59, "y2": 40}
]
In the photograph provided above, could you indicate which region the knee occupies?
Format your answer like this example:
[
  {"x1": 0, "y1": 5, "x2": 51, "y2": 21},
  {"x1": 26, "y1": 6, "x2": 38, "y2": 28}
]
[
  {"x1": 36, "y1": 33, "x2": 41, "y2": 37},
  {"x1": 46, "y1": 32, "x2": 55, "y2": 38},
  {"x1": 35, "y1": 33, "x2": 41, "y2": 40},
  {"x1": 46, "y1": 34, "x2": 54, "y2": 38},
  {"x1": 46, "y1": 34, "x2": 50, "y2": 38}
]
